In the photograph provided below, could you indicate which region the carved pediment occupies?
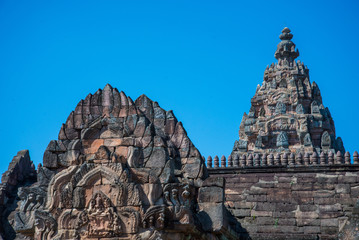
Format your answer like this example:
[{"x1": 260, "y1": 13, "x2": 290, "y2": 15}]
[{"x1": 76, "y1": 191, "x2": 123, "y2": 238}]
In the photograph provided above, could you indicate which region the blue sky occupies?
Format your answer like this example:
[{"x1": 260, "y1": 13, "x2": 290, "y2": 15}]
[{"x1": 0, "y1": 0, "x2": 358, "y2": 175}]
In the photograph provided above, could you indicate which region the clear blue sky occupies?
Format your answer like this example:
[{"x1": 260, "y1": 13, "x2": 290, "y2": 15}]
[{"x1": 1, "y1": 0, "x2": 358, "y2": 175}]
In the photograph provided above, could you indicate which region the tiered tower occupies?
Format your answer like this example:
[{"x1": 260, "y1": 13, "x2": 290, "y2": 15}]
[{"x1": 232, "y1": 27, "x2": 345, "y2": 156}]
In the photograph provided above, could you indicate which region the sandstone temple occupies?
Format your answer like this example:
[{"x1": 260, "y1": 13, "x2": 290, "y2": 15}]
[{"x1": 1, "y1": 28, "x2": 359, "y2": 240}]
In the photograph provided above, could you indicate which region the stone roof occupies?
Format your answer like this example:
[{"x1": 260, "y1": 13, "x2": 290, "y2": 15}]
[
  {"x1": 0, "y1": 84, "x2": 239, "y2": 239},
  {"x1": 232, "y1": 27, "x2": 345, "y2": 157}
]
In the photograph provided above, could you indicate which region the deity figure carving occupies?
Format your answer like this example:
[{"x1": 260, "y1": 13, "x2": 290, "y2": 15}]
[
  {"x1": 311, "y1": 101, "x2": 320, "y2": 114},
  {"x1": 76, "y1": 191, "x2": 122, "y2": 238},
  {"x1": 321, "y1": 131, "x2": 331, "y2": 149},
  {"x1": 303, "y1": 133, "x2": 312, "y2": 147},
  {"x1": 276, "y1": 131, "x2": 289, "y2": 148}
]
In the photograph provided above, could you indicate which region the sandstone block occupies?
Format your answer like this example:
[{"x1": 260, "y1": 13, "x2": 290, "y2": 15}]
[
  {"x1": 145, "y1": 147, "x2": 167, "y2": 168},
  {"x1": 251, "y1": 210, "x2": 272, "y2": 217},
  {"x1": 239, "y1": 176, "x2": 258, "y2": 183},
  {"x1": 303, "y1": 226, "x2": 321, "y2": 234},
  {"x1": 247, "y1": 195, "x2": 267, "y2": 202},
  {"x1": 313, "y1": 190, "x2": 335, "y2": 198},
  {"x1": 249, "y1": 186, "x2": 267, "y2": 195},
  {"x1": 202, "y1": 177, "x2": 224, "y2": 187},
  {"x1": 318, "y1": 204, "x2": 342, "y2": 212},
  {"x1": 299, "y1": 205, "x2": 317, "y2": 212},
  {"x1": 182, "y1": 158, "x2": 201, "y2": 179},
  {"x1": 255, "y1": 202, "x2": 276, "y2": 211},
  {"x1": 291, "y1": 183, "x2": 313, "y2": 191},
  {"x1": 198, "y1": 202, "x2": 227, "y2": 232},
  {"x1": 43, "y1": 150, "x2": 58, "y2": 168},
  {"x1": 272, "y1": 211, "x2": 296, "y2": 219},
  {"x1": 321, "y1": 226, "x2": 338, "y2": 235},
  {"x1": 199, "y1": 186, "x2": 224, "y2": 203},
  {"x1": 351, "y1": 186, "x2": 359, "y2": 197},
  {"x1": 231, "y1": 209, "x2": 251, "y2": 217},
  {"x1": 234, "y1": 201, "x2": 254, "y2": 209},
  {"x1": 275, "y1": 203, "x2": 297, "y2": 212},
  {"x1": 321, "y1": 219, "x2": 338, "y2": 227}
]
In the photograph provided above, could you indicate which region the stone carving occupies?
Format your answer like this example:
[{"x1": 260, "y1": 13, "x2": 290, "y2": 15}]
[
  {"x1": 76, "y1": 191, "x2": 122, "y2": 238},
  {"x1": 1, "y1": 84, "x2": 237, "y2": 240},
  {"x1": 275, "y1": 101, "x2": 286, "y2": 114},
  {"x1": 303, "y1": 133, "x2": 312, "y2": 147},
  {"x1": 255, "y1": 135, "x2": 263, "y2": 148},
  {"x1": 259, "y1": 107, "x2": 266, "y2": 117},
  {"x1": 266, "y1": 117, "x2": 296, "y2": 132},
  {"x1": 163, "y1": 183, "x2": 194, "y2": 224},
  {"x1": 233, "y1": 139, "x2": 248, "y2": 152},
  {"x1": 34, "y1": 210, "x2": 57, "y2": 240},
  {"x1": 14, "y1": 187, "x2": 46, "y2": 233},
  {"x1": 276, "y1": 131, "x2": 289, "y2": 148},
  {"x1": 321, "y1": 131, "x2": 331, "y2": 148},
  {"x1": 1, "y1": 28, "x2": 352, "y2": 240},
  {"x1": 311, "y1": 101, "x2": 320, "y2": 114},
  {"x1": 296, "y1": 104, "x2": 304, "y2": 114},
  {"x1": 231, "y1": 28, "x2": 344, "y2": 156}
]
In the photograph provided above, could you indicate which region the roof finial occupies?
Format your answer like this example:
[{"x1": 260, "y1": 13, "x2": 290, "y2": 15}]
[
  {"x1": 279, "y1": 27, "x2": 293, "y2": 40},
  {"x1": 274, "y1": 27, "x2": 299, "y2": 63}
]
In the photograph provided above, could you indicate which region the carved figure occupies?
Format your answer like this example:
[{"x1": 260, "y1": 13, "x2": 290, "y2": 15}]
[
  {"x1": 311, "y1": 101, "x2": 320, "y2": 114},
  {"x1": 296, "y1": 104, "x2": 304, "y2": 114},
  {"x1": 303, "y1": 133, "x2": 312, "y2": 147},
  {"x1": 275, "y1": 101, "x2": 286, "y2": 114},
  {"x1": 78, "y1": 191, "x2": 122, "y2": 238},
  {"x1": 321, "y1": 131, "x2": 331, "y2": 148},
  {"x1": 276, "y1": 131, "x2": 289, "y2": 148}
]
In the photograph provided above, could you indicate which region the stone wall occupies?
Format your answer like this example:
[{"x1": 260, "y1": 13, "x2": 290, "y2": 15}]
[{"x1": 209, "y1": 163, "x2": 359, "y2": 240}]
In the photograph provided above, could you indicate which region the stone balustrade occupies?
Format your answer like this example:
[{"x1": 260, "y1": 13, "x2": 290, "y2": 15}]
[{"x1": 206, "y1": 151, "x2": 359, "y2": 168}]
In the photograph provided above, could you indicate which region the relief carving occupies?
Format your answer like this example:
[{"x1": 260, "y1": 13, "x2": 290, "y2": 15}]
[
  {"x1": 75, "y1": 191, "x2": 140, "y2": 238},
  {"x1": 275, "y1": 101, "x2": 286, "y2": 114},
  {"x1": 76, "y1": 191, "x2": 122, "y2": 238},
  {"x1": 296, "y1": 104, "x2": 304, "y2": 114},
  {"x1": 163, "y1": 184, "x2": 194, "y2": 224},
  {"x1": 14, "y1": 187, "x2": 46, "y2": 233},
  {"x1": 276, "y1": 131, "x2": 289, "y2": 148},
  {"x1": 321, "y1": 131, "x2": 331, "y2": 148},
  {"x1": 266, "y1": 117, "x2": 297, "y2": 132},
  {"x1": 303, "y1": 133, "x2": 312, "y2": 147},
  {"x1": 34, "y1": 210, "x2": 57, "y2": 240}
]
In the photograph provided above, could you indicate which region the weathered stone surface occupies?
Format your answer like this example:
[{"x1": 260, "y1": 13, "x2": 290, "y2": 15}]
[
  {"x1": 0, "y1": 85, "x2": 236, "y2": 240},
  {"x1": 202, "y1": 176, "x2": 225, "y2": 187},
  {"x1": 231, "y1": 27, "x2": 345, "y2": 157},
  {"x1": 198, "y1": 186, "x2": 224, "y2": 203},
  {"x1": 42, "y1": 150, "x2": 58, "y2": 168},
  {"x1": 1, "y1": 27, "x2": 358, "y2": 240},
  {"x1": 145, "y1": 147, "x2": 167, "y2": 168},
  {"x1": 0, "y1": 150, "x2": 37, "y2": 239},
  {"x1": 198, "y1": 202, "x2": 228, "y2": 232}
]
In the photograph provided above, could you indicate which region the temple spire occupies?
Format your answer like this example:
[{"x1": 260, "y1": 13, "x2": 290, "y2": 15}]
[{"x1": 274, "y1": 27, "x2": 299, "y2": 66}]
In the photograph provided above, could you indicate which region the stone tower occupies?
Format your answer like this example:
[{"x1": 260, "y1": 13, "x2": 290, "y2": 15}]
[
  {"x1": 0, "y1": 85, "x2": 238, "y2": 240},
  {"x1": 231, "y1": 27, "x2": 345, "y2": 156}
]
